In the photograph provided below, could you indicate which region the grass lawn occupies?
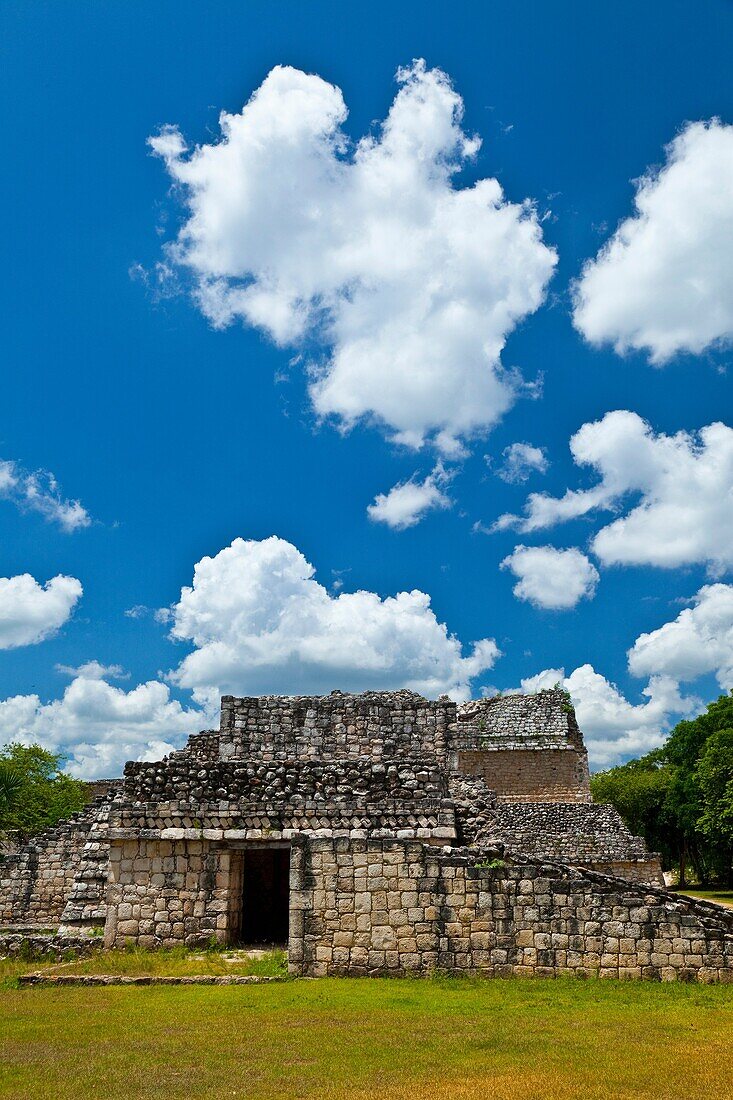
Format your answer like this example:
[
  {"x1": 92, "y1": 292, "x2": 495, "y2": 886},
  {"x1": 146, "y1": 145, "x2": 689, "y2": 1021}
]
[
  {"x1": 677, "y1": 886, "x2": 733, "y2": 909},
  {"x1": 1, "y1": 965, "x2": 732, "y2": 1099}
]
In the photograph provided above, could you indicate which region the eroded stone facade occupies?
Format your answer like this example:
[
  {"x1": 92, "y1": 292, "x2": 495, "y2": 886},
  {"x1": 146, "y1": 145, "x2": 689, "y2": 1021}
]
[{"x1": 0, "y1": 793, "x2": 113, "y2": 926}]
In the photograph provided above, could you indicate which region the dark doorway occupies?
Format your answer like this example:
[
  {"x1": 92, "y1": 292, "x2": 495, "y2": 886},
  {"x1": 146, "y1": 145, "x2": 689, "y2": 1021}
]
[{"x1": 239, "y1": 846, "x2": 290, "y2": 946}]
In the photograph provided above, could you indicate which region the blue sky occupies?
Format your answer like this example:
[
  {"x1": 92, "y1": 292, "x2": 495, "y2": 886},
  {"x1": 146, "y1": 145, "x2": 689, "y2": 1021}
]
[{"x1": 1, "y1": 0, "x2": 732, "y2": 776}]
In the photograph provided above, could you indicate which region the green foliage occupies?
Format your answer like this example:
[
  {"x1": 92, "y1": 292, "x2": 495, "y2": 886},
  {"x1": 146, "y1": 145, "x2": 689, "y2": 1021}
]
[
  {"x1": 0, "y1": 762, "x2": 22, "y2": 813},
  {"x1": 553, "y1": 683, "x2": 574, "y2": 714},
  {"x1": 473, "y1": 857, "x2": 507, "y2": 872},
  {"x1": 0, "y1": 743, "x2": 88, "y2": 839},
  {"x1": 696, "y1": 729, "x2": 733, "y2": 850},
  {"x1": 590, "y1": 749, "x2": 681, "y2": 867},
  {"x1": 591, "y1": 694, "x2": 733, "y2": 885}
]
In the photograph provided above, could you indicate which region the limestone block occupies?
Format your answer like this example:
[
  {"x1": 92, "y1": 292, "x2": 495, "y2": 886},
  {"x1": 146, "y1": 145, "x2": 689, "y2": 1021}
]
[
  {"x1": 354, "y1": 892, "x2": 372, "y2": 914},
  {"x1": 371, "y1": 926, "x2": 398, "y2": 951}
]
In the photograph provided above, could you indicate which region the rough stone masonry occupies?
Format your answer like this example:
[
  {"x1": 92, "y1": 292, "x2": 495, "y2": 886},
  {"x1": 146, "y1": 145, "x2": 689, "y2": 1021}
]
[{"x1": 2, "y1": 688, "x2": 732, "y2": 981}]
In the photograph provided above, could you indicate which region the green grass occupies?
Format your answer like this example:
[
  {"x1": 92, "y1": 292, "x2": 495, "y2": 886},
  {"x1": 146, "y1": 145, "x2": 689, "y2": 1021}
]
[
  {"x1": 38, "y1": 945, "x2": 287, "y2": 978},
  {"x1": 677, "y1": 886, "x2": 733, "y2": 908},
  {"x1": 0, "y1": 946, "x2": 287, "y2": 988},
  {"x1": 1, "y1": 974, "x2": 732, "y2": 1099}
]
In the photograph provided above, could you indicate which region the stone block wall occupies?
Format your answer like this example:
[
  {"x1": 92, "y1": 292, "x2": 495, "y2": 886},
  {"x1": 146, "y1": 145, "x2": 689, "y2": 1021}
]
[
  {"x1": 109, "y1": 798, "x2": 454, "y2": 844},
  {"x1": 457, "y1": 748, "x2": 590, "y2": 803},
  {"x1": 593, "y1": 860, "x2": 664, "y2": 885},
  {"x1": 0, "y1": 930, "x2": 104, "y2": 959},
  {"x1": 0, "y1": 831, "x2": 83, "y2": 924},
  {"x1": 1, "y1": 688, "x2": 667, "y2": 963},
  {"x1": 104, "y1": 838, "x2": 235, "y2": 948},
  {"x1": 454, "y1": 691, "x2": 591, "y2": 803},
  {"x1": 184, "y1": 730, "x2": 221, "y2": 761},
  {"x1": 219, "y1": 691, "x2": 454, "y2": 763},
  {"x1": 60, "y1": 797, "x2": 115, "y2": 927},
  {"x1": 289, "y1": 836, "x2": 733, "y2": 982},
  {"x1": 0, "y1": 793, "x2": 114, "y2": 930},
  {"x1": 84, "y1": 778, "x2": 123, "y2": 801},
  {"x1": 0, "y1": 799, "x2": 106, "y2": 925}
]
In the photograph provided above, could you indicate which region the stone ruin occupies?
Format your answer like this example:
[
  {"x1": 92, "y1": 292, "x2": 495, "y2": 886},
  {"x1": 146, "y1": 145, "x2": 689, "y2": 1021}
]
[{"x1": 2, "y1": 688, "x2": 733, "y2": 981}]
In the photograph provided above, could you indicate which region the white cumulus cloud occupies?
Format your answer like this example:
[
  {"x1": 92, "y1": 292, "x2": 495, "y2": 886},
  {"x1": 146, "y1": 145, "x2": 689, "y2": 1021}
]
[
  {"x1": 628, "y1": 583, "x2": 733, "y2": 691},
  {"x1": 0, "y1": 459, "x2": 90, "y2": 532},
  {"x1": 520, "y1": 665, "x2": 695, "y2": 767},
  {"x1": 167, "y1": 535, "x2": 499, "y2": 708},
  {"x1": 495, "y1": 442, "x2": 548, "y2": 484},
  {"x1": 54, "y1": 660, "x2": 128, "y2": 681},
  {"x1": 521, "y1": 581, "x2": 733, "y2": 765},
  {"x1": 0, "y1": 574, "x2": 82, "y2": 649},
  {"x1": 150, "y1": 60, "x2": 556, "y2": 453},
  {"x1": 496, "y1": 410, "x2": 733, "y2": 572},
  {"x1": 0, "y1": 670, "x2": 203, "y2": 780},
  {"x1": 367, "y1": 464, "x2": 452, "y2": 530},
  {"x1": 573, "y1": 119, "x2": 733, "y2": 363},
  {"x1": 501, "y1": 545, "x2": 599, "y2": 609}
]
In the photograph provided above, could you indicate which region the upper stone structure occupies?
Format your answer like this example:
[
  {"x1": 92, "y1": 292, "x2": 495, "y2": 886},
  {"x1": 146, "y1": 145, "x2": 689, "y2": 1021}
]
[
  {"x1": 219, "y1": 690, "x2": 454, "y2": 762},
  {"x1": 455, "y1": 693, "x2": 591, "y2": 802}
]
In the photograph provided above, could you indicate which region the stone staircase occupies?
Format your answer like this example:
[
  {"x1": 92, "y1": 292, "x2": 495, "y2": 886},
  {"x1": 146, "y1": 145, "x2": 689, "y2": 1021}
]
[{"x1": 59, "y1": 797, "x2": 113, "y2": 929}]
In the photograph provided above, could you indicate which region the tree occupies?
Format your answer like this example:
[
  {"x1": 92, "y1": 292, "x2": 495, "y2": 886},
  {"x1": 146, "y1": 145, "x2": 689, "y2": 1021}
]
[
  {"x1": 663, "y1": 695, "x2": 733, "y2": 885},
  {"x1": 0, "y1": 761, "x2": 22, "y2": 815},
  {"x1": 590, "y1": 751, "x2": 683, "y2": 872},
  {"x1": 0, "y1": 743, "x2": 88, "y2": 839},
  {"x1": 695, "y1": 728, "x2": 733, "y2": 883},
  {"x1": 591, "y1": 693, "x2": 733, "y2": 886}
]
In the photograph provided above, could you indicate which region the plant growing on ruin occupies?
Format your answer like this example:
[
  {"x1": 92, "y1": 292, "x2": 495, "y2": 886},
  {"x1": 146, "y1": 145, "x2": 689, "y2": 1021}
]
[
  {"x1": 552, "y1": 683, "x2": 574, "y2": 714},
  {"x1": 473, "y1": 857, "x2": 507, "y2": 872}
]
